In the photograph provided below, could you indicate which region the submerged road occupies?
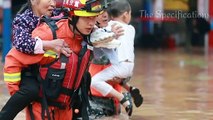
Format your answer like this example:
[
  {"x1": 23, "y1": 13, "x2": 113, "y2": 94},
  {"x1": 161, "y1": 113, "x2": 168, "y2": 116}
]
[{"x1": 1, "y1": 48, "x2": 213, "y2": 120}]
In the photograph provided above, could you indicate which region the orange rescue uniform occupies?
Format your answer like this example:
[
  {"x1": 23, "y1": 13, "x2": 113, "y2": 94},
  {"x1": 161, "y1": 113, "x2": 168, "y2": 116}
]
[{"x1": 4, "y1": 19, "x2": 85, "y2": 120}]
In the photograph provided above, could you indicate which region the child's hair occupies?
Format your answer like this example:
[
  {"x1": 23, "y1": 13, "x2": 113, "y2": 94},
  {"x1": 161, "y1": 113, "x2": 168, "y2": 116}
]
[
  {"x1": 107, "y1": 0, "x2": 131, "y2": 18},
  {"x1": 17, "y1": 0, "x2": 31, "y2": 14}
]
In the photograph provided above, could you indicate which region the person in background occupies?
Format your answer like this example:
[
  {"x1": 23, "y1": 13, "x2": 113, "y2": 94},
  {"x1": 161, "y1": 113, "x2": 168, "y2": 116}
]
[
  {"x1": 90, "y1": 0, "x2": 143, "y2": 116},
  {"x1": 91, "y1": 10, "x2": 143, "y2": 108}
]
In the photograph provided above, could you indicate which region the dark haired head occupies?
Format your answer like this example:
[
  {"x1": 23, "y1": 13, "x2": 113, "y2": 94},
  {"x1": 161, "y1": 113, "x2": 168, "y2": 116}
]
[
  {"x1": 17, "y1": 0, "x2": 31, "y2": 14},
  {"x1": 107, "y1": 0, "x2": 131, "y2": 18}
]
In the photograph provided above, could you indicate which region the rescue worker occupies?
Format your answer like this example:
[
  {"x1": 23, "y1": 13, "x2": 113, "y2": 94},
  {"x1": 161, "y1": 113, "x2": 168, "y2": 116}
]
[
  {"x1": 0, "y1": 0, "x2": 71, "y2": 119},
  {"x1": 2, "y1": 0, "x2": 104, "y2": 119},
  {"x1": 90, "y1": 0, "x2": 139, "y2": 116},
  {"x1": 89, "y1": 10, "x2": 143, "y2": 117}
]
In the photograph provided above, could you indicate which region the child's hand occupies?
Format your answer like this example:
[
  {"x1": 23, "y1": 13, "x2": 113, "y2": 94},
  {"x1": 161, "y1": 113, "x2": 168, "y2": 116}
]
[{"x1": 111, "y1": 23, "x2": 124, "y2": 39}]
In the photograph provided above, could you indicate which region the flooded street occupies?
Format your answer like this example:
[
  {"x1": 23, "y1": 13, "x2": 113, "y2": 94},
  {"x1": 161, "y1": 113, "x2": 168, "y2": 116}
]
[
  {"x1": 130, "y1": 48, "x2": 213, "y2": 120},
  {"x1": 1, "y1": 48, "x2": 213, "y2": 120}
]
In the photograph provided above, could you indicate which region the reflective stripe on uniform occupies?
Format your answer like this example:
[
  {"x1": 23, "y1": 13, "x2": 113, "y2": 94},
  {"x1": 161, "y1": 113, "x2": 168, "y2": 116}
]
[
  {"x1": 4, "y1": 72, "x2": 21, "y2": 82},
  {"x1": 44, "y1": 50, "x2": 57, "y2": 58}
]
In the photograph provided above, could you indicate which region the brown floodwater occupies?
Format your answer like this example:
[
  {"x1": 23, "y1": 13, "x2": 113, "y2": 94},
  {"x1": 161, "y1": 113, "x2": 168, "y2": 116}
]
[{"x1": 1, "y1": 48, "x2": 213, "y2": 120}]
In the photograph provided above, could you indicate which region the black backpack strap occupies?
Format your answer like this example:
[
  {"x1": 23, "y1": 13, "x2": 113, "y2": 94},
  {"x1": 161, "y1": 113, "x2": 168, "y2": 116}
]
[
  {"x1": 37, "y1": 75, "x2": 52, "y2": 120},
  {"x1": 70, "y1": 45, "x2": 88, "y2": 108},
  {"x1": 80, "y1": 71, "x2": 92, "y2": 120},
  {"x1": 60, "y1": 87, "x2": 74, "y2": 96},
  {"x1": 40, "y1": 16, "x2": 59, "y2": 39},
  {"x1": 59, "y1": 54, "x2": 68, "y2": 63},
  {"x1": 71, "y1": 47, "x2": 91, "y2": 120},
  {"x1": 28, "y1": 103, "x2": 35, "y2": 120},
  {"x1": 40, "y1": 15, "x2": 69, "y2": 39}
]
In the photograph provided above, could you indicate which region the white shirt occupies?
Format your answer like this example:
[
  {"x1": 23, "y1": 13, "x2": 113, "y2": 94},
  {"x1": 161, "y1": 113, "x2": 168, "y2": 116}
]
[
  {"x1": 107, "y1": 21, "x2": 135, "y2": 62},
  {"x1": 92, "y1": 25, "x2": 119, "y2": 64}
]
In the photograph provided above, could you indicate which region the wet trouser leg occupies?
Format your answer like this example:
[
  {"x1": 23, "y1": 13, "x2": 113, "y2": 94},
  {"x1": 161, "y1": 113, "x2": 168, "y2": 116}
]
[{"x1": 0, "y1": 72, "x2": 39, "y2": 120}]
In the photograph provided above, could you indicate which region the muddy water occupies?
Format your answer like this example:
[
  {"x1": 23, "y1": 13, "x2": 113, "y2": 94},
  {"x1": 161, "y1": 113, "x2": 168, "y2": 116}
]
[
  {"x1": 1, "y1": 48, "x2": 213, "y2": 120},
  {"x1": 130, "y1": 49, "x2": 213, "y2": 120}
]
